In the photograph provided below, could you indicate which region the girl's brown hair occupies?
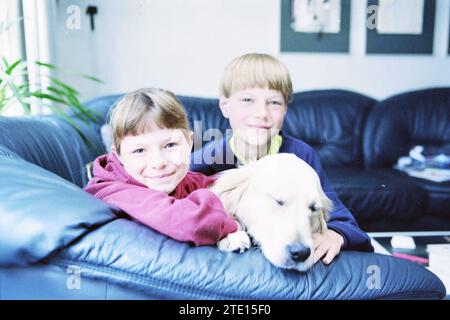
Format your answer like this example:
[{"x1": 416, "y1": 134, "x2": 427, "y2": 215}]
[{"x1": 109, "y1": 88, "x2": 189, "y2": 154}]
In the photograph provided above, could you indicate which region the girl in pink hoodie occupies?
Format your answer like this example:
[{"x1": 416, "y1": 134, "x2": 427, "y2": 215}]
[{"x1": 85, "y1": 88, "x2": 238, "y2": 246}]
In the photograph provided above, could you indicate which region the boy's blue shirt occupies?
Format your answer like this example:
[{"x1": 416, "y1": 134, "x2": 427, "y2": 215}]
[{"x1": 190, "y1": 132, "x2": 374, "y2": 252}]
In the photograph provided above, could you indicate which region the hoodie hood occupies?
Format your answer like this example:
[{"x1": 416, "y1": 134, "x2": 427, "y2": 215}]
[
  {"x1": 92, "y1": 153, "x2": 144, "y2": 186},
  {"x1": 86, "y1": 153, "x2": 217, "y2": 200},
  {"x1": 84, "y1": 153, "x2": 237, "y2": 246},
  {"x1": 85, "y1": 153, "x2": 147, "y2": 196}
]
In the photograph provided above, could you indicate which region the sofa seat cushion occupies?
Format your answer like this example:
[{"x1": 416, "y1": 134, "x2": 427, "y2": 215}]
[
  {"x1": 50, "y1": 218, "x2": 445, "y2": 299},
  {"x1": 358, "y1": 215, "x2": 450, "y2": 233},
  {"x1": 326, "y1": 168, "x2": 428, "y2": 222},
  {"x1": 0, "y1": 156, "x2": 119, "y2": 267},
  {"x1": 402, "y1": 175, "x2": 450, "y2": 219}
]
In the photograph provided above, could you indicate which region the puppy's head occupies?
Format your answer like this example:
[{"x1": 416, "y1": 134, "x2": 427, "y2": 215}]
[{"x1": 211, "y1": 153, "x2": 332, "y2": 272}]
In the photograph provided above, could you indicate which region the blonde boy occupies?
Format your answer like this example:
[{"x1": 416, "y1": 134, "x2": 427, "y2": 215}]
[{"x1": 191, "y1": 54, "x2": 373, "y2": 263}]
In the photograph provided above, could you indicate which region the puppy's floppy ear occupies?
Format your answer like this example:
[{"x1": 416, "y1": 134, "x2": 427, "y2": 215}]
[
  {"x1": 316, "y1": 193, "x2": 332, "y2": 234},
  {"x1": 210, "y1": 165, "x2": 253, "y2": 216}
]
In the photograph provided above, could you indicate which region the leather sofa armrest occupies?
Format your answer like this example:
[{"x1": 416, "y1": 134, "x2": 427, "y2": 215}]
[{"x1": 0, "y1": 156, "x2": 118, "y2": 267}]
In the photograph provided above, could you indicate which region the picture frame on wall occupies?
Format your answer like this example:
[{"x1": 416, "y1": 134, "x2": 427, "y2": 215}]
[
  {"x1": 280, "y1": 0, "x2": 351, "y2": 53},
  {"x1": 366, "y1": 0, "x2": 436, "y2": 54}
]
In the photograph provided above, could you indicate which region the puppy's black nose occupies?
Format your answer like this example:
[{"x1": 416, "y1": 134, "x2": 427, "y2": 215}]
[{"x1": 287, "y1": 244, "x2": 311, "y2": 263}]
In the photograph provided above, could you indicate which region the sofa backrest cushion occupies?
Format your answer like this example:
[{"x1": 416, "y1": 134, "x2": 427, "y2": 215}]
[
  {"x1": 364, "y1": 88, "x2": 450, "y2": 168},
  {"x1": 283, "y1": 90, "x2": 375, "y2": 167},
  {"x1": 178, "y1": 96, "x2": 230, "y2": 151},
  {"x1": 0, "y1": 155, "x2": 118, "y2": 267},
  {"x1": 0, "y1": 145, "x2": 21, "y2": 159},
  {"x1": 0, "y1": 116, "x2": 105, "y2": 187},
  {"x1": 84, "y1": 95, "x2": 229, "y2": 152},
  {"x1": 82, "y1": 91, "x2": 375, "y2": 168},
  {"x1": 82, "y1": 94, "x2": 122, "y2": 129},
  {"x1": 179, "y1": 90, "x2": 376, "y2": 166}
]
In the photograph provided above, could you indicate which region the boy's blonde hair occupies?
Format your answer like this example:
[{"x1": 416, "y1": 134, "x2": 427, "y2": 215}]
[
  {"x1": 220, "y1": 53, "x2": 293, "y2": 103},
  {"x1": 109, "y1": 88, "x2": 189, "y2": 154}
]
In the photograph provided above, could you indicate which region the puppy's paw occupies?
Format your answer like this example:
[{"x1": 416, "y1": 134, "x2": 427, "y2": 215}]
[{"x1": 217, "y1": 231, "x2": 251, "y2": 253}]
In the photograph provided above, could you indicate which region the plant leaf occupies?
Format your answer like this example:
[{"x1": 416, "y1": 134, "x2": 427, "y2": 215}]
[
  {"x1": 0, "y1": 71, "x2": 30, "y2": 113},
  {"x1": 5, "y1": 59, "x2": 23, "y2": 75},
  {"x1": 35, "y1": 61, "x2": 57, "y2": 69},
  {"x1": 49, "y1": 77, "x2": 80, "y2": 95},
  {"x1": 64, "y1": 91, "x2": 99, "y2": 122},
  {"x1": 80, "y1": 73, "x2": 103, "y2": 83},
  {"x1": 30, "y1": 92, "x2": 66, "y2": 104},
  {"x1": 41, "y1": 90, "x2": 92, "y2": 123},
  {"x1": 47, "y1": 86, "x2": 65, "y2": 96},
  {"x1": 2, "y1": 57, "x2": 9, "y2": 68}
]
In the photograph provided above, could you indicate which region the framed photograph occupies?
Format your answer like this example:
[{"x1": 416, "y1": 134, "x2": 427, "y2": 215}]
[
  {"x1": 366, "y1": 0, "x2": 436, "y2": 54},
  {"x1": 280, "y1": 0, "x2": 351, "y2": 53}
]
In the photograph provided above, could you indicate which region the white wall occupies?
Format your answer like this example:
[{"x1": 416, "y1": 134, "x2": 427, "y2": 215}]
[{"x1": 54, "y1": 0, "x2": 450, "y2": 101}]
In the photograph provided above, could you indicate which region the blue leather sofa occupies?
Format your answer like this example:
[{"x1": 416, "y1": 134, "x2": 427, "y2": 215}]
[
  {"x1": 284, "y1": 88, "x2": 450, "y2": 232},
  {"x1": 0, "y1": 88, "x2": 448, "y2": 299},
  {"x1": 183, "y1": 88, "x2": 450, "y2": 232}
]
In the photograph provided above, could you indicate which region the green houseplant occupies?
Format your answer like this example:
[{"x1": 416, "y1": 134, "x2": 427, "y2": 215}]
[
  {"x1": 1, "y1": 15, "x2": 104, "y2": 152},
  {"x1": 0, "y1": 57, "x2": 103, "y2": 140},
  {"x1": 0, "y1": 57, "x2": 101, "y2": 130},
  {"x1": 1, "y1": 16, "x2": 102, "y2": 135}
]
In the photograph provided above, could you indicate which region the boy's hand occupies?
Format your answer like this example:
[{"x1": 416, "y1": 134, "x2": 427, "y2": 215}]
[{"x1": 312, "y1": 229, "x2": 344, "y2": 265}]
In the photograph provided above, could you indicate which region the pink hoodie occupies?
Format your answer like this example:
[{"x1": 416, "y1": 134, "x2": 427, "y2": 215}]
[{"x1": 84, "y1": 153, "x2": 237, "y2": 246}]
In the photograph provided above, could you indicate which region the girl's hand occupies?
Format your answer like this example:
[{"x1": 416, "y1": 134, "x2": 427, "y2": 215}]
[{"x1": 312, "y1": 229, "x2": 344, "y2": 265}]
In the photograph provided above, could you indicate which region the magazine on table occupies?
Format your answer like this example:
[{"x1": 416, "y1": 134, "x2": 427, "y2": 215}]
[
  {"x1": 395, "y1": 166, "x2": 450, "y2": 183},
  {"x1": 395, "y1": 145, "x2": 450, "y2": 183}
]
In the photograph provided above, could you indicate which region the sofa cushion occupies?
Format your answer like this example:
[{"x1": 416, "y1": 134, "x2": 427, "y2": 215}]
[
  {"x1": 358, "y1": 215, "x2": 450, "y2": 233},
  {"x1": 82, "y1": 94, "x2": 122, "y2": 129},
  {"x1": 0, "y1": 156, "x2": 118, "y2": 267},
  {"x1": 364, "y1": 88, "x2": 450, "y2": 168},
  {"x1": 326, "y1": 168, "x2": 429, "y2": 222},
  {"x1": 83, "y1": 95, "x2": 229, "y2": 152},
  {"x1": 0, "y1": 145, "x2": 20, "y2": 159},
  {"x1": 283, "y1": 90, "x2": 375, "y2": 167},
  {"x1": 0, "y1": 116, "x2": 105, "y2": 187},
  {"x1": 49, "y1": 218, "x2": 445, "y2": 299},
  {"x1": 178, "y1": 96, "x2": 230, "y2": 151},
  {"x1": 402, "y1": 176, "x2": 450, "y2": 219}
]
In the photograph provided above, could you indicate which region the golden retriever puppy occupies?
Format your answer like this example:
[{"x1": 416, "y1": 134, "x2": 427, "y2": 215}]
[{"x1": 211, "y1": 153, "x2": 332, "y2": 272}]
